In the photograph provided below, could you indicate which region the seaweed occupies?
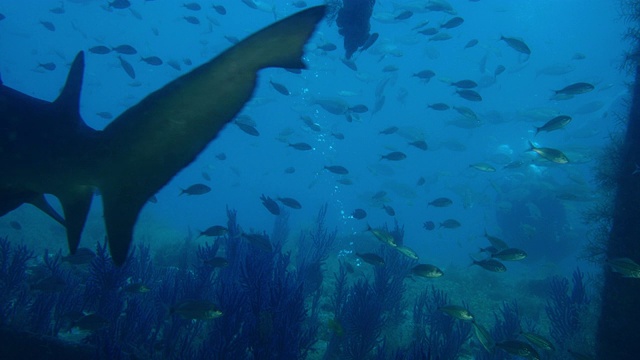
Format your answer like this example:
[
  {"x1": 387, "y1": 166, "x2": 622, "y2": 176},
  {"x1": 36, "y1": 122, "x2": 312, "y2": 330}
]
[{"x1": 545, "y1": 268, "x2": 590, "y2": 347}]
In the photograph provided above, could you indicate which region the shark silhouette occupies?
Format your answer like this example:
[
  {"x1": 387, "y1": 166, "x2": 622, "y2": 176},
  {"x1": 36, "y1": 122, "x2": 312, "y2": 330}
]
[{"x1": 0, "y1": 6, "x2": 326, "y2": 265}]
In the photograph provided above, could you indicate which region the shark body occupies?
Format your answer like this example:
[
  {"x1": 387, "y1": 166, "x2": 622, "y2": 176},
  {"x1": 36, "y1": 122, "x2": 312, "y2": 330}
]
[{"x1": 0, "y1": 6, "x2": 326, "y2": 265}]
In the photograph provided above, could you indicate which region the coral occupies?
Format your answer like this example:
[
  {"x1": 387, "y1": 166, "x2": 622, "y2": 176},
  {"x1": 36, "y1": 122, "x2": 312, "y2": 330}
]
[
  {"x1": 545, "y1": 268, "x2": 590, "y2": 347},
  {"x1": 0, "y1": 236, "x2": 34, "y2": 326},
  {"x1": 342, "y1": 279, "x2": 385, "y2": 360},
  {"x1": 412, "y1": 286, "x2": 472, "y2": 360}
]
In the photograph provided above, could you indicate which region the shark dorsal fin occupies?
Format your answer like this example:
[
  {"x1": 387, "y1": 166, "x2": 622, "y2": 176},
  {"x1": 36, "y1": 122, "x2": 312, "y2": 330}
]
[{"x1": 54, "y1": 52, "x2": 84, "y2": 116}]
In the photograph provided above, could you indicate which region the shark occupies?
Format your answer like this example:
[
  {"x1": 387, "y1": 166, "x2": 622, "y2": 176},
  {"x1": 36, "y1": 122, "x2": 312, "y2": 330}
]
[{"x1": 0, "y1": 6, "x2": 326, "y2": 265}]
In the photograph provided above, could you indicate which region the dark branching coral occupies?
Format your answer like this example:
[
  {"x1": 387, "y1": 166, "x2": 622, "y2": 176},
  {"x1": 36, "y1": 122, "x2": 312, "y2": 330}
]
[
  {"x1": 342, "y1": 279, "x2": 385, "y2": 360},
  {"x1": 545, "y1": 268, "x2": 590, "y2": 347}
]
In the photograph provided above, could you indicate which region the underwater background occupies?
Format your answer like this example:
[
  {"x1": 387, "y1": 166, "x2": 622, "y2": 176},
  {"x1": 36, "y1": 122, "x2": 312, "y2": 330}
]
[{"x1": 0, "y1": 0, "x2": 636, "y2": 359}]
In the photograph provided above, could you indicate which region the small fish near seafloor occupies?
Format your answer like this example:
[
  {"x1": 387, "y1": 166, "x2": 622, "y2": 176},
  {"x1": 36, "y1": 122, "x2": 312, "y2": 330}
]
[{"x1": 0, "y1": 6, "x2": 328, "y2": 266}]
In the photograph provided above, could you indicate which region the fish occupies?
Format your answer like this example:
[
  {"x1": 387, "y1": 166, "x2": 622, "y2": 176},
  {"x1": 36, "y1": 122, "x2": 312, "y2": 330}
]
[
  {"x1": 37, "y1": 62, "x2": 56, "y2": 71},
  {"x1": 413, "y1": 70, "x2": 436, "y2": 80},
  {"x1": 491, "y1": 247, "x2": 527, "y2": 261},
  {"x1": 456, "y1": 89, "x2": 482, "y2": 101},
  {"x1": 473, "y1": 322, "x2": 495, "y2": 352},
  {"x1": 198, "y1": 225, "x2": 228, "y2": 238},
  {"x1": 241, "y1": 232, "x2": 273, "y2": 252},
  {"x1": 356, "y1": 252, "x2": 385, "y2": 266},
  {"x1": 184, "y1": 16, "x2": 200, "y2": 24},
  {"x1": 500, "y1": 35, "x2": 531, "y2": 55},
  {"x1": 428, "y1": 197, "x2": 453, "y2": 207},
  {"x1": 495, "y1": 340, "x2": 540, "y2": 359},
  {"x1": 40, "y1": 21, "x2": 56, "y2": 32},
  {"x1": 366, "y1": 225, "x2": 397, "y2": 247},
  {"x1": 288, "y1": 142, "x2": 312, "y2": 151},
  {"x1": 484, "y1": 229, "x2": 509, "y2": 250},
  {"x1": 141, "y1": 56, "x2": 163, "y2": 66},
  {"x1": 472, "y1": 258, "x2": 507, "y2": 272},
  {"x1": 62, "y1": 247, "x2": 96, "y2": 264},
  {"x1": 317, "y1": 42, "x2": 337, "y2": 51},
  {"x1": 439, "y1": 305, "x2": 474, "y2": 321},
  {"x1": 494, "y1": 65, "x2": 506, "y2": 76},
  {"x1": 324, "y1": 165, "x2": 349, "y2": 175},
  {"x1": 554, "y1": 82, "x2": 594, "y2": 95},
  {"x1": 9, "y1": 220, "x2": 21, "y2": 230},
  {"x1": 202, "y1": 171, "x2": 211, "y2": 181},
  {"x1": 379, "y1": 126, "x2": 399, "y2": 135},
  {"x1": 73, "y1": 313, "x2": 109, "y2": 331},
  {"x1": 109, "y1": 0, "x2": 131, "y2": 9},
  {"x1": 396, "y1": 245, "x2": 419, "y2": 260},
  {"x1": 183, "y1": 2, "x2": 202, "y2": 11},
  {"x1": 349, "y1": 104, "x2": 368, "y2": 113},
  {"x1": 381, "y1": 151, "x2": 407, "y2": 161},
  {"x1": 528, "y1": 141, "x2": 569, "y2": 164},
  {"x1": 409, "y1": 140, "x2": 428, "y2": 151},
  {"x1": 464, "y1": 39, "x2": 478, "y2": 49},
  {"x1": 394, "y1": 10, "x2": 413, "y2": 20},
  {"x1": 0, "y1": 7, "x2": 326, "y2": 266},
  {"x1": 382, "y1": 204, "x2": 395, "y2": 216},
  {"x1": 351, "y1": 208, "x2": 367, "y2": 219},
  {"x1": 440, "y1": 219, "x2": 461, "y2": 229},
  {"x1": 301, "y1": 115, "x2": 322, "y2": 132},
  {"x1": 520, "y1": 331, "x2": 555, "y2": 352},
  {"x1": 450, "y1": 79, "x2": 477, "y2": 89},
  {"x1": 606, "y1": 257, "x2": 640, "y2": 278},
  {"x1": 180, "y1": 184, "x2": 211, "y2": 195},
  {"x1": 96, "y1": 111, "x2": 113, "y2": 120},
  {"x1": 112, "y1": 44, "x2": 137, "y2": 55},
  {"x1": 418, "y1": 28, "x2": 439, "y2": 36},
  {"x1": 469, "y1": 163, "x2": 496, "y2": 172},
  {"x1": 204, "y1": 257, "x2": 229, "y2": 268},
  {"x1": 277, "y1": 197, "x2": 302, "y2": 209},
  {"x1": 270, "y1": 80, "x2": 290, "y2": 95},
  {"x1": 123, "y1": 283, "x2": 151, "y2": 293},
  {"x1": 260, "y1": 194, "x2": 280, "y2": 215},
  {"x1": 331, "y1": 132, "x2": 344, "y2": 139},
  {"x1": 212, "y1": 5, "x2": 227, "y2": 15},
  {"x1": 118, "y1": 56, "x2": 136, "y2": 79},
  {"x1": 429, "y1": 33, "x2": 452, "y2": 41},
  {"x1": 167, "y1": 60, "x2": 182, "y2": 71},
  {"x1": 235, "y1": 121, "x2": 260, "y2": 136},
  {"x1": 411, "y1": 264, "x2": 443, "y2": 278},
  {"x1": 89, "y1": 46, "x2": 112, "y2": 54},
  {"x1": 428, "y1": 103, "x2": 450, "y2": 111},
  {"x1": 440, "y1": 17, "x2": 464, "y2": 29},
  {"x1": 171, "y1": 300, "x2": 222, "y2": 320},
  {"x1": 423, "y1": 221, "x2": 435, "y2": 230},
  {"x1": 535, "y1": 115, "x2": 572, "y2": 135},
  {"x1": 31, "y1": 275, "x2": 67, "y2": 292}
]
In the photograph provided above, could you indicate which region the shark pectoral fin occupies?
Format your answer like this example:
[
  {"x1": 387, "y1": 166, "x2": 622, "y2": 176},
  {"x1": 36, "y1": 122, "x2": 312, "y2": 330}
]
[
  {"x1": 27, "y1": 194, "x2": 65, "y2": 226},
  {"x1": 58, "y1": 187, "x2": 94, "y2": 254},
  {"x1": 235, "y1": 5, "x2": 327, "y2": 71},
  {"x1": 101, "y1": 188, "x2": 148, "y2": 266}
]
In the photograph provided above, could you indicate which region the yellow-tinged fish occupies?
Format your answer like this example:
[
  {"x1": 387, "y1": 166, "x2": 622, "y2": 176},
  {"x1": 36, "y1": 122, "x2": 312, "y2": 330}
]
[
  {"x1": 606, "y1": 257, "x2": 640, "y2": 278},
  {"x1": 469, "y1": 163, "x2": 496, "y2": 172},
  {"x1": 439, "y1": 305, "x2": 474, "y2": 321},
  {"x1": 520, "y1": 331, "x2": 555, "y2": 352},
  {"x1": 496, "y1": 340, "x2": 540, "y2": 359},
  {"x1": 411, "y1": 264, "x2": 443, "y2": 278},
  {"x1": 473, "y1": 322, "x2": 495, "y2": 352},
  {"x1": 366, "y1": 224, "x2": 397, "y2": 247},
  {"x1": 535, "y1": 115, "x2": 572, "y2": 135},
  {"x1": 396, "y1": 245, "x2": 419, "y2": 260},
  {"x1": 171, "y1": 300, "x2": 222, "y2": 320},
  {"x1": 528, "y1": 141, "x2": 569, "y2": 164}
]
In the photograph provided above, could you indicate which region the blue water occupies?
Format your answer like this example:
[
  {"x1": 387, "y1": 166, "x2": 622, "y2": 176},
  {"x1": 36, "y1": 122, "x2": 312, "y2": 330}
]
[{"x1": 0, "y1": 0, "x2": 632, "y2": 357}]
